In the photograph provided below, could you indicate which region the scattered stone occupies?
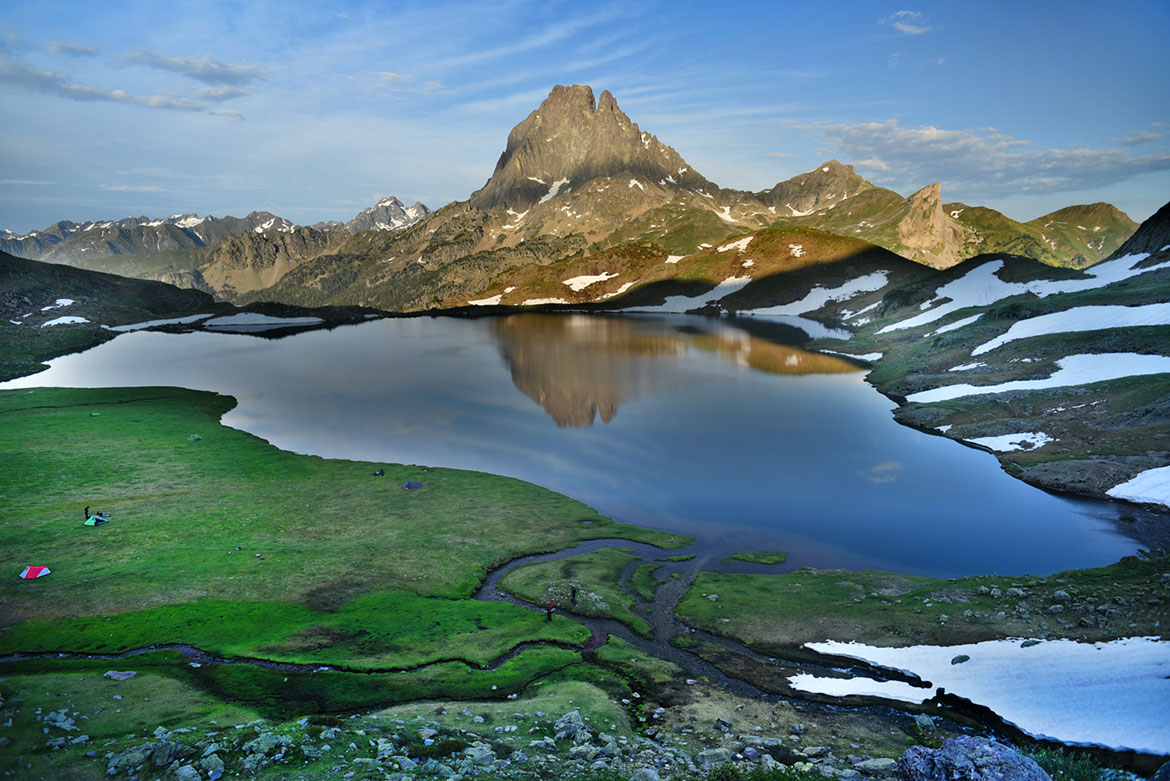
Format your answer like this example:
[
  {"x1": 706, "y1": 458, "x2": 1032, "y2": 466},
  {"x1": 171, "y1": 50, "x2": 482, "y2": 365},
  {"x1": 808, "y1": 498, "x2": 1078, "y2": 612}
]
[
  {"x1": 697, "y1": 747, "x2": 733, "y2": 767},
  {"x1": 201, "y1": 752, "x2": 225, "y2": 779},
  {"x1": 103, "y1": 671, "x2": 137, "y2": 681},
  {"x1": 1052, "y1": 590, "x2": 1071, "y2": 602},
  {"x1": 1020, "y1": 639, "x2": 1041, "y2": 648},
  {"x1": 629, "y1": 769, "x2": 660, "y2": 781},
  {"x1": 174, "y1": 765, "x2": 200, "y2": 781},
  {"x1": 856, "y1": 757, "x2": 897, "y2": 773},
  {"x1": 896, "y1": 735, "x2": 1051, "y2": 780},
  {"x1": 950, "y1": 654, "x2": 971, "y2": 665}
]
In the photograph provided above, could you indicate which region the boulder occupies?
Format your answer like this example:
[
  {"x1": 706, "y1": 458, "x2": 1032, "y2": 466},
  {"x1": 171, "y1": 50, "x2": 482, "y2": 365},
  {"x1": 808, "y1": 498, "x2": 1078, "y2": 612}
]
[
  {"x1": 201, "y1": 753, "x2": 225, "y2": 779},
  {"x1": 243, "y1": 732, "x2": 287, "y2": 756},
  {"x1": 896, "y1": 736, "x2": 1051, "y2": 780},
  {"x1": 107, "y1": 743, "x2": 155, "y2": 775},
  {"x1": 554, "y1": 710, "x2": 590, "y2": 742},
  {"x1": 698, "y1": 747, "x2": 734, "y2": 767},
  {"x1": 151, "y1": 740, "x2": 192, "y2": 767},
  {"x1": 629, "y1": 768, "x2": 661, "y2": 781},
  {"x1": 1152, "y1": 759, "x2": 1170, "y2": 781}
]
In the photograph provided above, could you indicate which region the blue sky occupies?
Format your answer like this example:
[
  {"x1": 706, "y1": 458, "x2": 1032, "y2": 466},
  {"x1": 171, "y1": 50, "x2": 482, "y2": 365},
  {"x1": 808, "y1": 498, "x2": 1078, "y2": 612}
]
[{"x1": 1, "y1": 0, "x2": 1168, "y2": 232}]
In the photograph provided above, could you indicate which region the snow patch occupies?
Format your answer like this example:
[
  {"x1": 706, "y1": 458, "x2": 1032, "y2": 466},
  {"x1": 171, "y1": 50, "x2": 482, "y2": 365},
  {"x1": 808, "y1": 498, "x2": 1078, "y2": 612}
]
[
  {"x1": 949, "y1": 362, "x2": 986, "y2": 372},
  {"x1": 521, "y1": 298, "x2": 568, "y2": 306},
  {"x1": 803, "y1": 637, "x2": 1170, "y2": 754},
  {"x1": 527, "y1": 176, "x2": 546, "y2": 185},
  {"x1": 1107, "y1": 465, "x2": 1170, "y2": 508},
  {"x1": 664, "y1": 255, "x2": 685, "y2": 264},
  {"x1": 467, "y1": 294, "x2": 503, "y2": 307},
  {"x1": 930, "y1": 314, "x2": 982, "y2": 336},
  {"x1": 539, "y1": 179, "x2": 570, "y2": 204},
  {"x1": 820, "y1": 350, "x2": 883, "y2": 362},
  {"x1": 937, "y1": 425, "x2": 952, "y2": 433},
  {"x1": 627, "y1": 276, "x2": 752, "y2": 313},
  {"x1": 966, "y1": 432, "x2": 1055, "y2": 452},
  {"x1": 110, "y1": 314, "x2": 211, "y2": 332},
  {"x1": 597, "y1": 281, "x2": 636, "y2": 301},
  {"x1": 717, "y1": 237, "x2": 753, "y2": 253},
  {"x1": 972, "y1": 303, "x2": 1170, "y2": 355},
  {"x1": 204, "y1": 313, "x2": 323, "y2": 328},
  {"x1": 907, "y1": 353, "x2": 1170, "y2": 403},
  {"x1": 628, "y1": 178, "x2": 644, "y2": 191},
  {"x1": 786, "y1": 203, "x2": 815, "y2": 217},
  {"x1": 788, "y1": 244, "x2": 805, "y2": 258},
  {"x1": 40, "y1": 316, "x2": 89, "y2": 327},
  {"x1": 40, "y1": 298, "x2": 75, "y2": 311},
  {"x1": 743, "y1": 272, "x2": 888, "y2": 317},
  {"x1": 562, "y1": 272, "x2": 619, "y2": 292},
  {"x1": 714, "y1": 206, "x2": 736, "y2": 223},
  {"x1": 742, "y1": 259, "x2": 754, "y2": 268}
]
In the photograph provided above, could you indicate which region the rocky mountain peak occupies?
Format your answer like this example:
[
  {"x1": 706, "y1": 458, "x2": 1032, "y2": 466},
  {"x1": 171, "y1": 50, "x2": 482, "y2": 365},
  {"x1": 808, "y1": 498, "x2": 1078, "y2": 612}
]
[
  {"x1": 346, "y1": 197, "x2": 431, "y2": 234},
  {"x1": 757, "y1": 160, "x2": 874, "y2": 216},
  {"x1": 1111, "y1": 199, "x2": 1170, "y2": 258},
  {"x1": 469, "y1": 84, "x2": 714, "y2": 210}
]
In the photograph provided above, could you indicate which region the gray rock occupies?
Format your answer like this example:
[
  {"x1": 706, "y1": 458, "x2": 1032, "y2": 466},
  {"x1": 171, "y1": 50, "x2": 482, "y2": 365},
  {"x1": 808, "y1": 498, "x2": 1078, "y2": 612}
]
[
  {"x1": 151, "y1": 740, "x2": 192, "y2": 767},
  {"x1": 914, "y1": 714, "x2": 936, "y2": 734},
  {"x1": 951, "y1": 654, "x2": 971, "y2": 665},
  {"x1": 174, "y1": 765, "x2": 201, "y2": 781},
  {"x1": 107, "y1": 743, "x2": 155, "y2": 774},
  {"x1": 1152, "y1": 759, "x2": 1170, "y2": 781},
  {"x1": 856, "y1": 757, "x2": 897, "y2": 773},
  {"x1": 629, "y1": 769, "x2": 661, "y2": 781},
  {"x1": 554, "y1": 710, "x2": 590, "y2": 742},
  {"x1": 243, "y1": 731, "x2": 287, "y2": 756},
  {"x1": 1052, "y1": 590, "x2": 1071, "y2": 602},
  {"x1": 698, "y1": 747, "x2": 734, "y2": 767},
  {"x1": 896, "y1": 736, "x2": 1051, "y2": 780},
  {"x1": 465, "y1": 741, "x2": 497, "y2": 764},
  {"x1": 1020, "y1": 639, "x2": 1041, "y2": 648},
  {"x1": 200, "y1": 753, "x2": 224, "y2": 779},
  {"x1": 103, "y1": 670, "x2": 137, "y2": 681}
]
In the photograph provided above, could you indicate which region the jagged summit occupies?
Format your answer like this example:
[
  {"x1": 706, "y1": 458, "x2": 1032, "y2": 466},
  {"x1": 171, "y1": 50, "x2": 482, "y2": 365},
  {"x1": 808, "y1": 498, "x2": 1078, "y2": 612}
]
[
  {"x1": 345, "y1": 197, "x2": 431, "y2": 234},
  {"x1": 756, "y1": 159, "x2": 874, "y2": 217},
  {"x1": 469, "y1": 84, "x2": 716, "y2": 210},
  {"x1": 897, "y1": 182, "x2": 970, "y2": 268}
]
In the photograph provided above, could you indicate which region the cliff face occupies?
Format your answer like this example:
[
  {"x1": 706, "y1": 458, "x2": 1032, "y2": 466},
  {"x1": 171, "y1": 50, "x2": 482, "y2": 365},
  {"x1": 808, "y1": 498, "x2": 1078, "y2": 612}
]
[{"x1": 897, "y1": 182, "x2": 971, "y2": 268}]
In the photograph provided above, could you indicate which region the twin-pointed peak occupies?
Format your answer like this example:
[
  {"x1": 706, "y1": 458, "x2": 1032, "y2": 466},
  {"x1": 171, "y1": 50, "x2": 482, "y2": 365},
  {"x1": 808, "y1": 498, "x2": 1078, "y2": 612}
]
[{"x1": 469, "y1": 84, "x2": 715, "y2": 210}]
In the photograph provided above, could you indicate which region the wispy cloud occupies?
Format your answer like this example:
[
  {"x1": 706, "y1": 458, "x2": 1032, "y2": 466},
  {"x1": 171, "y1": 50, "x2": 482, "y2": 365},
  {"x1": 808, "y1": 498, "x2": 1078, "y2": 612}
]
[
  {"x1": 881, "y1": 10, "x2": 932, "y2": 35},
  {"x1": 99, "y1": 184, "x2": 166, "y2": 192},
  {"x1": 124, "y1": 48, "x2": 265, "y2": 86},
  {"x1": 368, "y1": 71, "x2": 449, "y2": 95},
  {"x1": 209, "y1": 109, "x2": 245, "y2": 121},
  {"x1": 49, "y1": 41, "x2": 99, "y2": 57},
  {"x1": 0, "y1": 53, "x2": 205, "y2": 110},
  {"x1": 1, "y1": 179, "x2": 54, "y2": 185},
  {"x1": 195, "y1": 85, "x2": 250, "y2": 101},
  {"x1": 765, "y1": 152, "x2": 796, "y2": 158},
  {"x1": 788, "y1": 119, "x2": 1170, "y2": 197},
  {"x1": 1123, "y1": 130, "x2": 1164, "y2": 146},
  {"x1": 859, "y1": 461, "x2": 904, "y2": 484}
]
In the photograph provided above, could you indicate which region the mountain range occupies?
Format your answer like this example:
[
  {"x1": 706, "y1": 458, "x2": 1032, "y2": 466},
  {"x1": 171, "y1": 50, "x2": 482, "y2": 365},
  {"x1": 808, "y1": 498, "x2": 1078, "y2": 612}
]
[{"x1": 0, "y1": 85, "x2": 1139, "y2": 309}]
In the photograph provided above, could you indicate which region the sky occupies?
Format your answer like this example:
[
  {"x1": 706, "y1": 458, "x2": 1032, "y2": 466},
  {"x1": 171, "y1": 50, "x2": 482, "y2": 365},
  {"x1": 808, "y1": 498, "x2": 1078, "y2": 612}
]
[{"x1": 1, "y1": 0, "x2": 1168, "y2": 233}]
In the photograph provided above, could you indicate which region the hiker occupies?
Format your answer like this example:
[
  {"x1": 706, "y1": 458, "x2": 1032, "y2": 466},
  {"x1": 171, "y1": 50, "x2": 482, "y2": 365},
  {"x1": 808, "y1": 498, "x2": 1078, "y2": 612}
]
[
  {"x1": 84, "y1": 505, "x2": 90, "y2": 521},
  {"x1": 546, "y1": 603, "x2": 554, "y2": 621},
  {"x1": 570, "y1": 586, "x2": 578, "y2": 606},
  {"x1": 373, "y1": 468, "x2": 384, "y2": 476}
]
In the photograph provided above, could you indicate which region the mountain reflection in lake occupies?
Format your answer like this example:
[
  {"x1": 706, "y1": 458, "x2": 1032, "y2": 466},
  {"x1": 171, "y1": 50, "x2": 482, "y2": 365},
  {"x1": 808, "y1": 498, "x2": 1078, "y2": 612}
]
[
  {"x1": 1, "y1": 314, "x2": 1138, "y2": 576},
  {"x1": 494, "y1": 314, "x2": 859, "y2": 427}
]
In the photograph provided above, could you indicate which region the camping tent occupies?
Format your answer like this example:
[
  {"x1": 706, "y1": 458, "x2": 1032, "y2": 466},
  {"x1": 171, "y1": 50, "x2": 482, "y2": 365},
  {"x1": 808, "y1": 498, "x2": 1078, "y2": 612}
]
[
  {"x1": 19, "y1": 566, "x2": 50, "y2": 579},
  {"x1": 84, "y1": 515, "x2": 109, "y2": 526},
  {"x1": 402, "y1": 481, "x2": 423, "y2": 490}
]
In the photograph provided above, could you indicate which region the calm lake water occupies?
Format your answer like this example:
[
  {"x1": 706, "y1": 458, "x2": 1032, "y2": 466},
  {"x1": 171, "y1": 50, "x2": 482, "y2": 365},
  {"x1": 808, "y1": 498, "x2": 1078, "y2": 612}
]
[{"x1": 3, "y1": 314, "x2": 1139, "y2": 576}]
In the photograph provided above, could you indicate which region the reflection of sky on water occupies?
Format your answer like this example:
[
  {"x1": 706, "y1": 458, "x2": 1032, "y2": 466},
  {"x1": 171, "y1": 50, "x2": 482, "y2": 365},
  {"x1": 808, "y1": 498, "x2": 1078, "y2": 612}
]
[{"x1": 2, "y1": 314, "x2": 1138, "y2": 577}]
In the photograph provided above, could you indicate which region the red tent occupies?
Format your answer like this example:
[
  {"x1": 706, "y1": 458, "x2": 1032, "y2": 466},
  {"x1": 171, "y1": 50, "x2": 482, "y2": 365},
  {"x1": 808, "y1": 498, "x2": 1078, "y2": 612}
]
[{"x1": 19, "y1": 566, "x2": 50, "y2": 579}]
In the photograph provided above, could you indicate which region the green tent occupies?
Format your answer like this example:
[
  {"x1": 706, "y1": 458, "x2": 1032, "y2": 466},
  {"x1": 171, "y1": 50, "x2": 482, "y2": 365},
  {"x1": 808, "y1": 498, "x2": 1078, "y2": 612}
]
[{"x1": 84, "y1": 515, "x2": 109, "y2": 527}]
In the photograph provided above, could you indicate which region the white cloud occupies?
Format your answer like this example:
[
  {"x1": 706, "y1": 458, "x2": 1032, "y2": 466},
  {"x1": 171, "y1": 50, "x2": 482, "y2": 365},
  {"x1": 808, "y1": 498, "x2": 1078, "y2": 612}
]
[
  {"x1": 0, "y1": 53, "x2": 205, "y2": 111},
  {"x1": 765, "y1": 152, "x2": 796, "y2": 158},
  {"x1": 1, "y1": 179, "x2": 53, "y2": 185},
  {"x1": 195, "y1": 85, "x2": 250, "y2": 101},
  {"x1": 209, "y1": 109, "x2": 245, "y2": 121},
  {"x1": 99, "y1": 184, "x2": 166, "y2": 192},
  {"x1": 881, "y1": 10, "x2": 932, "y2": 35},
  {"x1": 49, "y1": 41, "x2": 99, "y2": 57},
  {"x1": 1123, "y1": 130, "x2": 1164, "y2": 146},
  {"x1": 786, "y1": 118, "x2": 1170, "y2": 197},
  {"x1": 124, "y1": 49, "x2": 266, "y2": 86}
]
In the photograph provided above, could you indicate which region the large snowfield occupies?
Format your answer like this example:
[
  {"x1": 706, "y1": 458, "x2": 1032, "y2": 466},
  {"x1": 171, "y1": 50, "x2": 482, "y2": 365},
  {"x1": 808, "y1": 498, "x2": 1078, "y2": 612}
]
[{"x1": 797, "y1": 637, "x2": 1170, "y2": 754}]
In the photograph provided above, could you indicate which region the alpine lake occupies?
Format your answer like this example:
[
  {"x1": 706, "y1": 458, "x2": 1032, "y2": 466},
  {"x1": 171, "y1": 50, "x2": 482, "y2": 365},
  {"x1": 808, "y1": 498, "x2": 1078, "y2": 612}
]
[{"x1": 2, "y1": 311, "x2": 1144, "y2": 578}]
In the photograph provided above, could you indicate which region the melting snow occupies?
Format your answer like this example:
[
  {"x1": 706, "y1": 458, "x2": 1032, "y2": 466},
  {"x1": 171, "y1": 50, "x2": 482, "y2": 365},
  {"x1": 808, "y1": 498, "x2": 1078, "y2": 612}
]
[
  {"x1": 539, "y1": 179, "x2": 570, "y2": 204},
  {"x1": 562, "y1": 272, "x2": 619, "y2": 292},
  {"x1": 742, "y1": 259, "x2": 754, "y2": 268},
  {"x1": 802, "y1": 637, "x2": 1170, "y2": 754},
  {"x1": 788, "y1": 244, "x2": 805, "y2": 258},
  {"x1": 717, "y1": 237, "x2": 753, "y2": 253},
  {"x1": 743, "y1": 272, "x2": 888, "y2": 317},
  {"x1": 204, "y1": 313, "x2": 323, "y2": 328},
  {"x1": 937, "y1": 425, "x2": 953, "y2": 433},
  {"x1": 972, "y1": 303, "x2": 1170, "y2": 355},
  {"x1": 597, "y1": 281, "x2": 636, "y2": 301},
  {"x1": 820, "y1": 350, "x2": 883, "y2": 362},
  {"x1": 966, "y1": 432, "x2": 1055, "y2": 452},
  {"x1": 821, "y1": 166, "x2": 829, "y2": 172},
  {"x1": 714, "y1": 206, "x2": 736, "y2": 223},
  {"x1": 467, "y1": 294, "x2": 504, "y2": 307},
  {"x1": 628, "y1": 276, "x2": 752, "y2": 313},
  {"x1": 254, "y1": 218, "x2": 276, "y2": 233},
  {"x1": 930, "y1": 314, "x2": 983, "y2": 336},
  {"x1": 40, "y1": 316, "x2": 89, "y2": 327},
  {"x1": 521, "y1": 298, "x2": 568, "y2": 306},
  {"x1": 880, "y1": 253, "x2": 1166, "y2": 334},
  {"x1": 110, "y1": 314, "x2": 211, "y2": 332},
  {"x1": 527, "y1": 176, "x2": 546, "y2": 185},
  {"x1": 907, "y1": 353, "x2": 1170, "y2": 403},
  {"x1": 786, "y1": 203, "x2": 815, "y2": 217},
  {"x1": 40, "y1": 298, "x2": 75, "y2": 311},
  {"x1": 628, "y1": 179, "x2": 644, "y2": 191},
  {"x1": 1107, "y1": 465, "x2": 1170, "y2": 508},
  {"x1": 949, "y1": 362, "x2": 986, "y2": 372},
  {"x1": 665, "y1": 255, "x2": 685, "y2": 264}
]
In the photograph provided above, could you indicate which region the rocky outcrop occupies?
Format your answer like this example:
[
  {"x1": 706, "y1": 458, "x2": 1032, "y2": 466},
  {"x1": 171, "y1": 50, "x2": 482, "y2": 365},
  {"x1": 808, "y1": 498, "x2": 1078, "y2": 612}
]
[
  {"x1": 896, "y1": 736, "x2": 1051, "y2": 780},
  {"x1": 897, "y1": 182, "x2": 971, "y2": 268},
  {"x1": 1110, "y1": 199, "x2": 1170, "y2": 258},
  {"x1": 192, "y1": 224, "x2": 350, "y2": 302}
]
